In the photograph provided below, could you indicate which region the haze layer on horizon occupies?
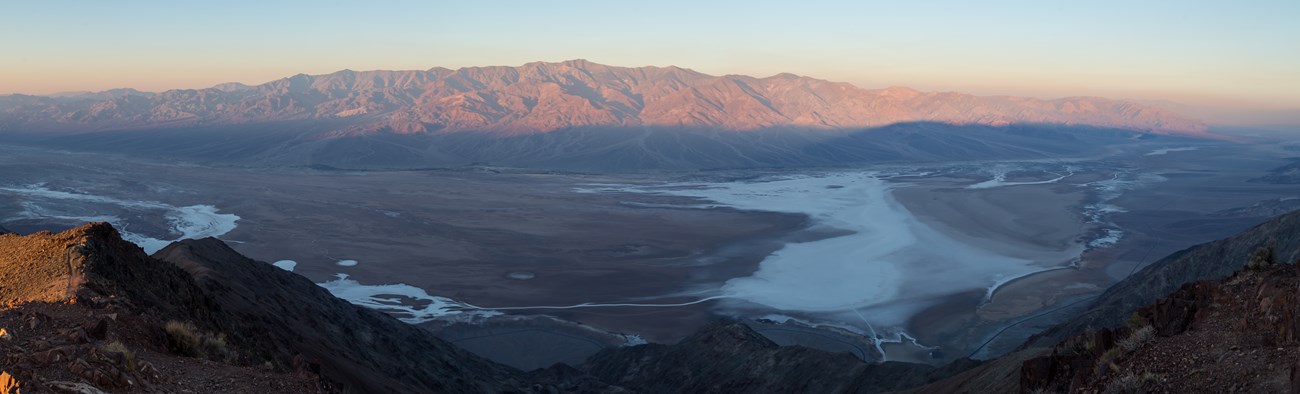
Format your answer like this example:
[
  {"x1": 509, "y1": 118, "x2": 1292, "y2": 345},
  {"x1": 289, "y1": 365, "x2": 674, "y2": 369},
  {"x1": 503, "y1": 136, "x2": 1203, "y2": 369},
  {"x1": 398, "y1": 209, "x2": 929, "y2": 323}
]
[{"x1": 3, "y1": 1, "x2": 1298, "y2": 122}]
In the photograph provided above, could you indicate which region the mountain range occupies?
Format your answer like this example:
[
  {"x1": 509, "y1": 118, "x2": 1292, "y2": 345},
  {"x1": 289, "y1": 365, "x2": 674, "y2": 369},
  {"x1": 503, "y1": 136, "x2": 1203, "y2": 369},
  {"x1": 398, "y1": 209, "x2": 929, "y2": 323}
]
[
  {"x1": 0, "y1": 61, "x2": 1221, "y2": 171},
  {"x1": 1, "y1": 60, "x2": 1207, "y2": 136}
]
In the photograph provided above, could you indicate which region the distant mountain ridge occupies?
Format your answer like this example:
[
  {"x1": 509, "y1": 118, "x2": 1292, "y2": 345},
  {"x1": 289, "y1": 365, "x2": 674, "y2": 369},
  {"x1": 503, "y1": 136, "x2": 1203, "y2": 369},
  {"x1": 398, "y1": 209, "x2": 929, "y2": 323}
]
[{"x1": 0, "y1": 60, "x2": 1207, "y2": 136}]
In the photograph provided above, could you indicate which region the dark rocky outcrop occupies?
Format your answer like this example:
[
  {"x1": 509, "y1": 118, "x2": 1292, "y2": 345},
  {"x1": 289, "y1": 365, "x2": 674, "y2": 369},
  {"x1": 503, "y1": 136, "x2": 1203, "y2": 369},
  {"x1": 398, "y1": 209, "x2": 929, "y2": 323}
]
[
  {"x1": 1028, "y1": 209, "x2": 1300, "y2": 347},
  {"x1": 1019, "y1": 261, "x2": 1300, "y2": 393},
  {"x1": 578, "y1": 321, "x2": 976, "y2": 393}
]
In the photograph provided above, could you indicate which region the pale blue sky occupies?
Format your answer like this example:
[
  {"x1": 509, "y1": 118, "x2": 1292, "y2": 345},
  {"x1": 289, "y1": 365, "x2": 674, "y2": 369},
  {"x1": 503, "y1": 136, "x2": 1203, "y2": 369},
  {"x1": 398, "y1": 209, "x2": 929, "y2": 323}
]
[{"x1": 2, "y1": 1, "x2": 1297, "y2": 109}]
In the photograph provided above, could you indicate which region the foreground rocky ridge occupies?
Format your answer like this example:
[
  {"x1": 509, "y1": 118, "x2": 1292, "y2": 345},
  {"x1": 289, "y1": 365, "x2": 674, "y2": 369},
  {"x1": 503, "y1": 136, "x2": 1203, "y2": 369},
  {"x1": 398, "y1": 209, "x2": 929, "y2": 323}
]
[
  {"x1": 0, "y1": 224, "x2": 524, "y2": 393},
  {"x1": 0, "y1": 60, "x2": 1206, "y2": 136},
  {"x1": 1019, "y1": 253, "x2": 1300, "y2": 393}
]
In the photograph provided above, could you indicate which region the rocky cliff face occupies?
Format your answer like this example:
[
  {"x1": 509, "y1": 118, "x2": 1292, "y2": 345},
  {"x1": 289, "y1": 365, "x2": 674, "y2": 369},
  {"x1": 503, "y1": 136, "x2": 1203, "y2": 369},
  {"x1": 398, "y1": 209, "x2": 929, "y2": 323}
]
[{"x1": 0, "y1": 60, "x2": 1207, "y2": 136}]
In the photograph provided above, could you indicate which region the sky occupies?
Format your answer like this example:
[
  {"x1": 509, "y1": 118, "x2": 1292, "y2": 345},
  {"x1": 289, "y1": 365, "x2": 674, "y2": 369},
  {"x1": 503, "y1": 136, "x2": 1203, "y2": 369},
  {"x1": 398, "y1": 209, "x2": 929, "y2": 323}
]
[{"x1": 3, "y1": 1, "x2": 1298, "y2": 117}]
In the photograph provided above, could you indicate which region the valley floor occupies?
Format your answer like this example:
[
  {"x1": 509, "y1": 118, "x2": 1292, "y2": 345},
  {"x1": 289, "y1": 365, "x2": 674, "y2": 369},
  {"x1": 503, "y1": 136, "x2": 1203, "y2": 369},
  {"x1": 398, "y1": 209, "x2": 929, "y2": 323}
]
[{"x1": 0, "y1": 140, "x2": 1295, "y2": 370}]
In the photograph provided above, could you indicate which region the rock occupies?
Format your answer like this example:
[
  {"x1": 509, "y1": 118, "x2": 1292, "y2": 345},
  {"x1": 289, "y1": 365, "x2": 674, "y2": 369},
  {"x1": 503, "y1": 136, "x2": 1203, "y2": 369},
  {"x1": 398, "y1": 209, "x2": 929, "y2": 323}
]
[
  {"x1": 85, "y1": 320, "x2": 108, "y2": 341},
  {"x1": 62, "y1": 327, "x2": 90, "y2": 344},
  {"x1": 136, "y1": 362, "x2": 160, "y2": 382},
  {"x1": 1252, "y1": 268, "x2": 1300, "y2": 345},
  {"x1": 44, "y1": 381, "x2": 107, "y2": 394},
  {"x1": 67, "y1": 358, "x2": 131, "y2": 390},
  {"x1": 29, "y1": 346, "x2": 78, "y2": 366},
  {"x1": 1289, "y1": 362, "x2": 1300, "y2": 394},
  {"x1": 0, "y1": 372, "x2": 20, "y2": 394},
  {"x1": 1136, "y1": 281, "x2": 1215, "y2": 337}
]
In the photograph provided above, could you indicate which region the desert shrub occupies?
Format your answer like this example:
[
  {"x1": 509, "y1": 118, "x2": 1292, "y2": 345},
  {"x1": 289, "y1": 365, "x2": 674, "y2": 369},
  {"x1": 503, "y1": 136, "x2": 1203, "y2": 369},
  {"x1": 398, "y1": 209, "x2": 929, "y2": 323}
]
[
  {"x1": 165, "y1": 320, "x2": 234, "y2": 360},
  {"x1": 1118, "y1": 326, "x2": 1155, "y2": 352},
  {"x1": 1063, "y1": 334, "x2": 1094, "y2": 355},
  {"x1": 1124, "y1": 312, "x2": 1148, "y2": 329},
  {"x1": 1097, "y1": 347, "x2": 1124, "y2": 374},
  {"x1": 1246, "y1": 240, "x2": 1277, "y2": 271},
  {"x1": 165, "y1": 321, "x2": 202, "y2": 357},
  {"x1": 100, "y1": 341, "x2": 137, "y2": 370},
  {"x1": 203, "y1": 332, "x2": 231, "y2": 360},
  {"x1": 1104, "y1": 373, "x2": 1140, "y2": 394},
  {"x1": 1103, "y1": 372, "x2": 1158, "y2": 394}
]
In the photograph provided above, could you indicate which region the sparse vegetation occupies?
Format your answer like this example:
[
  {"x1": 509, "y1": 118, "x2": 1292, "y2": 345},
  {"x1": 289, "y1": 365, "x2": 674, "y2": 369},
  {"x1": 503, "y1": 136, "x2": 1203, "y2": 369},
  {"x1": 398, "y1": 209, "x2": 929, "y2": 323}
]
[
  {"x1": 1097, "y1": 347, "x2": 1124, "y2": 374},
  {"x1": 1118, "y1": 326, "x2": 1155, "y2": 352},
  {"x1": 1063, "y1": 333, "x2": 1095, "y2": 355},
  {"x1": 164, "y1": 320, "x2": 231, "y2": 360},
  {"x1": 165, "y1": 320, "x2": 203, "y2": 357},
  {"x1": 203, "y1": 332, "x2": 229, "y2": 358},
  {"x1": 101, "y1": 341, "x2": 138, "y2": 370},
  {"x1": 1103, "y1": 372, "x2": 1159, "y2": 394},
  {"x1": 1246, "y1": 240, "x2": 1277, "y2": 271},
  {"x1": 1124, "y1": 312, "x2": 1148, "y2": 330}
]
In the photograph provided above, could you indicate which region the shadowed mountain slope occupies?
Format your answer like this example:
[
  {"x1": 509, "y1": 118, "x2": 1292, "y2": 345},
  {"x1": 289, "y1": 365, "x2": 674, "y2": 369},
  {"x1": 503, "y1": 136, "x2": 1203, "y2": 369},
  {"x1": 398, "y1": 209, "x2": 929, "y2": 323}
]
[
  {"x1": 572, "y1": 321, "x2": 978, "y2": 393},
  {"x1": 1027, "y1": 209, "x2": 1300, "y2": 347},
  {"x1": 151, "y1": 238, "x2": 526, "y2": 393},
  {"x1": 0, "y1": 224, "x2": 526, "y2": 393},
  {"x1": 906, "y1": 210, "x2": 1300, "y2": 392}
]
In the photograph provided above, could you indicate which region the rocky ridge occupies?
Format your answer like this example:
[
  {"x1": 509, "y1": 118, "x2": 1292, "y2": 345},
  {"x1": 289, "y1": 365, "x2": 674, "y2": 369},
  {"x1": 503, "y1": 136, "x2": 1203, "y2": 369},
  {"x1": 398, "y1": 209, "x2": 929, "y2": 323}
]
[
  {"x1": 1019, "y1": 252, "x2": 1300, "y2": 393},
  {"x1": 0, "y1": 224, "x2": 524, "y2": 393}
]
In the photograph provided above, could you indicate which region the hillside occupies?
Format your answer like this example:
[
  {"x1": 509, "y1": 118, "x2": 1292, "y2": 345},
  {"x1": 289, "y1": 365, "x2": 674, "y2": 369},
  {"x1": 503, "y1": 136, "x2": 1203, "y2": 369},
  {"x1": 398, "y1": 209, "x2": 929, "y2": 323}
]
[
  {"x1": 903, "y1": 210, "x2": 1300, "y2": 393},
  {"x1": 0, "y1": 223, "x2": 525, "y2": 393},
  {"x1": 1028, "y1": 209, "x2": 1300, "y2": 347},
  {"x1": 1017, "y1": 252, "x2": 1300, "y2": 393}
]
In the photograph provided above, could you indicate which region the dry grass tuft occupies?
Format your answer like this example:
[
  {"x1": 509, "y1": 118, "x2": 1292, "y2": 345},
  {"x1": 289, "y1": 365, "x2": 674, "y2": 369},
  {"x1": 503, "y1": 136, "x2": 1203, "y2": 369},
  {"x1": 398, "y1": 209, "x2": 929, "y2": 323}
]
[{"x1": 100, "y1": 340, "x2": 137, "y2": 370}]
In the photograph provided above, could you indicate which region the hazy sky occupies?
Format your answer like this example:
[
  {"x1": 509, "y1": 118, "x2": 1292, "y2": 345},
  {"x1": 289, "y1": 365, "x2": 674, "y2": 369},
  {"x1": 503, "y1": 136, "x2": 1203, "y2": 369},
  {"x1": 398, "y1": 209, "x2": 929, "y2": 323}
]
[{"x1": 3, "y1": 1, "x2": 1298, "y2": 111}]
